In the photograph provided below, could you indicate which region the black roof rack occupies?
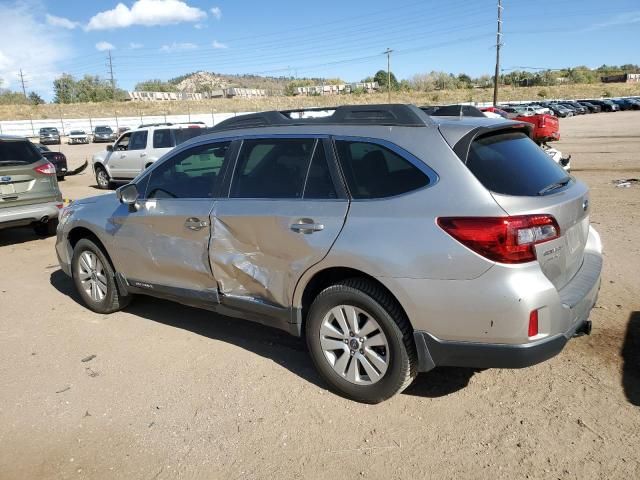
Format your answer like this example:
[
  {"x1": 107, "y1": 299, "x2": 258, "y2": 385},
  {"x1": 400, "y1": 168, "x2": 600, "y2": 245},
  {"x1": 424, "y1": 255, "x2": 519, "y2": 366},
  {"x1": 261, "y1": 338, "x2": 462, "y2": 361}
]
[
  {"x1": 211, "y1": 104, "x2": 429, "y2": 131},
  {"x1": 138, "y1": 121, "x2": 207, "y2": 128}
]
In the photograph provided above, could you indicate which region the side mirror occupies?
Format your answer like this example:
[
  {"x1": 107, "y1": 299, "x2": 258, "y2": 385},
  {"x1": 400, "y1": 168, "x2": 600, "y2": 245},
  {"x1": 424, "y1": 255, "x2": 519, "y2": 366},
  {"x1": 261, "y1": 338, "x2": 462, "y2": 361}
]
[
  {"x1": 106, "y1": 144, "x2": 114, "y2": 152},
  {"x1": 116, "y1": 183, "x2": 139, "y2": 206}
]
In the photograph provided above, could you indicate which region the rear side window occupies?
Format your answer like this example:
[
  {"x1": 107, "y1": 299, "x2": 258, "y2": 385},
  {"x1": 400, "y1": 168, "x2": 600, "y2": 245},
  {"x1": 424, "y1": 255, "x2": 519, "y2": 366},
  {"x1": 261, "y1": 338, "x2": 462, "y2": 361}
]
[
  {"x1": 0, "y1": 140, "x2": 42, "y2": 165},
  {"x1": 465, "y1": 132, "x2": 569, "y2": 196},
  {"x1": 175, "y1": 128, "x2": 206, "y2": 146},
  {"x1": 334, "y1": 140, "x2": 429, "y2": 199},
  {"x1": 230, "y1": 138, "x2": 315, "y2": 199},
  {"x1": 303, "y1": 142, "x2": 337, "y2": 199},
  {"x1": 153, "y1": 129, "x2": 174, "y2": 148}
]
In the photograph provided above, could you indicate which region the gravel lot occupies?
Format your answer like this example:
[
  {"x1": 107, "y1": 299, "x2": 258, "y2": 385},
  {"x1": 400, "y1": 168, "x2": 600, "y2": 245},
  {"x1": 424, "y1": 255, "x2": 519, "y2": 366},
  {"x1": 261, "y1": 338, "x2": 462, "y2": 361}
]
[{"x1": 1, "y1": 112, "x2": 639, "y2": 479}]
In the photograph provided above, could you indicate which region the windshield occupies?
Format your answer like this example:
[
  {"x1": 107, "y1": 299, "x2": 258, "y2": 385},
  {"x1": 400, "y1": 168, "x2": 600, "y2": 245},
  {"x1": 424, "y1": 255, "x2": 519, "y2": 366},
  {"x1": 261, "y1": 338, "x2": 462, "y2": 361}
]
[
  {"x1": 70, "y1": 130, "x2": 85, "y2": 135},
  {"x1": 40, "y1": 128, "x2": 58, "y2": 134},
  {"x1": 96, "y1": 127, "x2": 112, "y2": 133}
]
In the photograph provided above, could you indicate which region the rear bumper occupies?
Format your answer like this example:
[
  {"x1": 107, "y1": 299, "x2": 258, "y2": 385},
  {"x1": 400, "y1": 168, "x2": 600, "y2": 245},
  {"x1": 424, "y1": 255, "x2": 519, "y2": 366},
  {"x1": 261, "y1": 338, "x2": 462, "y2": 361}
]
[
  {"x1": 388, "y1": 227, "x2": 603, "y2": 372},
  {"x1": 0, "y1": 201, "x2": 62, "y2": 229}
]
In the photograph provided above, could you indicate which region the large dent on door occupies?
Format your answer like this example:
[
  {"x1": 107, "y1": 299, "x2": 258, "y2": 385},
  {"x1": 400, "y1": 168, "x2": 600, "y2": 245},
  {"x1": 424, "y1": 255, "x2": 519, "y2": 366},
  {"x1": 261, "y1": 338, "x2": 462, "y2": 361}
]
[{"x1": 211, "y1": 216, "x2": 291, "y2": 306}]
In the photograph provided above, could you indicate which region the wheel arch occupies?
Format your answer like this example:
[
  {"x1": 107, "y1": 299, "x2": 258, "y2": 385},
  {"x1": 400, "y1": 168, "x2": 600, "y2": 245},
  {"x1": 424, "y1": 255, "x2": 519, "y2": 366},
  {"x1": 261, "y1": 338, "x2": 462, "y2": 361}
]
[
  {"x1": 68, "y1": 227, "x2": 116, "y2": 272},
  {"x1": 296, "y1": 266, "x2": 414, "y2": 336}
]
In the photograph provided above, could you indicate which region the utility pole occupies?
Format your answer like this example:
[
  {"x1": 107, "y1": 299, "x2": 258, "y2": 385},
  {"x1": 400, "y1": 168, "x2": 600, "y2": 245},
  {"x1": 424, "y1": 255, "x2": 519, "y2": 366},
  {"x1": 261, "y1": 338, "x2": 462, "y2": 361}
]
[
  {"x1": 492, "y1": 0, "x2": 503, "y2": 106},
  {"x1": 384, "y1": 48, "x2": 393, "y2": 104},
  {"x1": 19, "y1": 69, "x2": 28, "y2": 98},
  {"x1": 107, "y1": 50, "x2": 116, "y2": 100}
]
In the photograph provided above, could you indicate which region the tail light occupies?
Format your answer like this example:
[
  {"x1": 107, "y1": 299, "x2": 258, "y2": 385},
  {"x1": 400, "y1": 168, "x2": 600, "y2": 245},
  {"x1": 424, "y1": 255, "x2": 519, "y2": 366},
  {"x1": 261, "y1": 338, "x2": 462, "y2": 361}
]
[
  {"x1": 437, "y1": 215, "x2": 560, "y2": 264},
  {"x1": 34, "y1": 162, "x2": 57, "y2": 175}
]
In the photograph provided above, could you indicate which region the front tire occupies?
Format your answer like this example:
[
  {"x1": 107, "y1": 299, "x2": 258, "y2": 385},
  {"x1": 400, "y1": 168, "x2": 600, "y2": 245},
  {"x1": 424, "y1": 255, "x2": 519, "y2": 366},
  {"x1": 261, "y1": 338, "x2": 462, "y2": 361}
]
[
  {"x1": 71, "y1": 238, "x2": 131, "y2": 314},
  {"x1": 306, "y1": 278, "x2": 417, "y2": 403},
  {"x1": 95, "y1": 166, "x2": 112, "y2": 190}
]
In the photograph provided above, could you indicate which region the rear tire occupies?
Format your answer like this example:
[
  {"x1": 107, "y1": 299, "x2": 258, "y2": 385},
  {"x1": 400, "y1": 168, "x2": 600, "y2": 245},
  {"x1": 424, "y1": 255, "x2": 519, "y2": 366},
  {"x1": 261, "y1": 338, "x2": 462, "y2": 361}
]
[
  {"x1": 57, "y1": 175, "x2": 65, "y2": 182},
  {"x1": 95, "y1": 166, "x2": 112, "y2": 190},
  {"x1": 305, "y1": 278, "x2": 417, "y2": 403},
  {"x1": 33, "y1": 219, "x2": 58, "y2": 237},
  {"x1": 71, "y1": 238, "x2": 131, "y2": 314}
]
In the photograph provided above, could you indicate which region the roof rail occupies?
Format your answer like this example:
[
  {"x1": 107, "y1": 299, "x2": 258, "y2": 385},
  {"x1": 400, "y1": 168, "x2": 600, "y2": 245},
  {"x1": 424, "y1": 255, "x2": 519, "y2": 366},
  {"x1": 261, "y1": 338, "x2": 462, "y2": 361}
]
[
  {"x1": 211, "y1": 104, "x2": 430, "y2": 131},
  {"x1": 138, "y1": 122, "x2": 174, "y2": 128}
]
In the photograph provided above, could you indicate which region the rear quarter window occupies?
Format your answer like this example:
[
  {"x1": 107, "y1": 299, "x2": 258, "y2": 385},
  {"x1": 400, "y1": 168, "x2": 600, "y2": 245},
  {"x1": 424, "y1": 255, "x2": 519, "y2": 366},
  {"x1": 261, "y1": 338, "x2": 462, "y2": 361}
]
[
  {"x1": 465, "y1": 131, "x2": 569, "y2": 196},
  {"x1": 334, "y1": 140, "x2": 429, "y2": 199}
]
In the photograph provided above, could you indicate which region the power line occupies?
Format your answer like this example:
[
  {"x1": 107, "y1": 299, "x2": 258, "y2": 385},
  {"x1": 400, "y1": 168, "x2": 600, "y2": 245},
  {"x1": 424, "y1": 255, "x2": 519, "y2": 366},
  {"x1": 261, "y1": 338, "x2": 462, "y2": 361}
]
[{"x1": 493, "y1": 0, "x2": 503, "y2": 106}]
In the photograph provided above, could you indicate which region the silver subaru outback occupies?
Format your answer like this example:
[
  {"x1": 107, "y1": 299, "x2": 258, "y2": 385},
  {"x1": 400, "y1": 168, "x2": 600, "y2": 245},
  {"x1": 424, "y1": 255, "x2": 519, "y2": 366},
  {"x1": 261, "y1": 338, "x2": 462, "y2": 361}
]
[{"x1": 56, "y1": 105, "x2": 602, "y2": 403}]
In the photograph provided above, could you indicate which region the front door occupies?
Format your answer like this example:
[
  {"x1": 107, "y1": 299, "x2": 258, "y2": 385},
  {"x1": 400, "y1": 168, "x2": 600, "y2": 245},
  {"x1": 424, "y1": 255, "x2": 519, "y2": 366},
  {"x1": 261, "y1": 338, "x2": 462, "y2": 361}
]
[
  {"x1": 109, "y1": 140, "x2": 232, "y2": 297},
  {"x1": 106, "y1": 132, "x2": 131, "y2": 178},
  {"x1": 120, "y1": 130, "x2": 149, "y2": 178},
  {"x1": 210, "y1": 137, "x2": 349, "y2": 308}
]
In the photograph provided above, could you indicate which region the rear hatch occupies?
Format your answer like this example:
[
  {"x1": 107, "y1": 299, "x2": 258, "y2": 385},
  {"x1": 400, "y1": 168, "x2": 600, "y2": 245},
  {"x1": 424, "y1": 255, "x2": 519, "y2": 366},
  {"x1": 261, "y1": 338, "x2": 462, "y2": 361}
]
[
  {"x1": 446, "y1": 125, "x2": 589, "y2": 290},
  {"x1": 0, "y1": 139, "x2": 60, "y2": 208}
]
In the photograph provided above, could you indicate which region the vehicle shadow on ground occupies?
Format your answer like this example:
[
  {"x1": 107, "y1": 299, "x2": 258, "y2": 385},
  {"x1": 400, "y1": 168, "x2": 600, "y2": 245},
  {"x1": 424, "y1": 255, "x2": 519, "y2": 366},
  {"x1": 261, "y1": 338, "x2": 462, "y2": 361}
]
[
  {"x1": 0, "y1": 228, "x2": 50, "y2": 247},
  {"x1": 622, "y1": 311, "x2": 640, "y2": 406},
  {"x1": 404, "y1": 367, "x2": 478, "y2": 398},
  {"x1": 50, "y1": 269, "x2": 473, "y2": 399}
]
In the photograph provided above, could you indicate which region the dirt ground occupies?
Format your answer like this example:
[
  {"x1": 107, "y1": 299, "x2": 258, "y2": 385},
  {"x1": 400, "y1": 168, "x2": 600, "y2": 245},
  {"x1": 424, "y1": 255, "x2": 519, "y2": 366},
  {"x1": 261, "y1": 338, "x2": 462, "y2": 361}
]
[{"x1": 0, "y1": 112, "x2": 638, "y2": 480}]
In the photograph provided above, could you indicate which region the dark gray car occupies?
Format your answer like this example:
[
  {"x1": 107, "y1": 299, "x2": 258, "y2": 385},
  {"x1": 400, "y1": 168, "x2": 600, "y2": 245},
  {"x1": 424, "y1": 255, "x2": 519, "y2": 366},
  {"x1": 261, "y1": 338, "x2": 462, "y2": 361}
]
[
  {"x1": 39, "y1": 127, "x2": 61, "y2": 145},
  {"x1": 55, "y1": 105, "x2": 602, "y2": 403},
  {"x1": 0, "y1": 136, "x2": 63, "y2": 235}
]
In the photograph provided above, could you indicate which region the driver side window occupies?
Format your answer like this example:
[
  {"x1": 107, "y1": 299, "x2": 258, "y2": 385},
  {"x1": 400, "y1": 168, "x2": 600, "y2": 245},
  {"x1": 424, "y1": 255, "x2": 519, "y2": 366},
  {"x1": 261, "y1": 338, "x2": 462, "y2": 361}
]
[
  {"x1": 145, "y1": 141, "x2": 231, "y2": 199},
  {"x1": 115, "y1": 133, "x2": 131, "y2": 151}
]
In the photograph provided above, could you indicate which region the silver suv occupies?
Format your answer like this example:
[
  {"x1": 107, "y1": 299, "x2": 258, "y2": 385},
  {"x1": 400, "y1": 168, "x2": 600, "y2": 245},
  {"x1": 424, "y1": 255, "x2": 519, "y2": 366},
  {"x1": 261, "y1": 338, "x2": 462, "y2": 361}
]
[
  {"x1": 1, "y1": 136, "x2": 63, "y2": 236},
  {"x1": 55, "y1": 105, "x2": 602, "y2": 403}
]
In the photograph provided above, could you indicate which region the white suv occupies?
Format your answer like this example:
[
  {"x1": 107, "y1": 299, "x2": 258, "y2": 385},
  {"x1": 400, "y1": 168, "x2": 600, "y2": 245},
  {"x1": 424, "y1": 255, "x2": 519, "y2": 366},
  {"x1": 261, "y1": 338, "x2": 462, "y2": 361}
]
[{"x1": 92, "y1": 123, "x2": 206, "y2": 189}]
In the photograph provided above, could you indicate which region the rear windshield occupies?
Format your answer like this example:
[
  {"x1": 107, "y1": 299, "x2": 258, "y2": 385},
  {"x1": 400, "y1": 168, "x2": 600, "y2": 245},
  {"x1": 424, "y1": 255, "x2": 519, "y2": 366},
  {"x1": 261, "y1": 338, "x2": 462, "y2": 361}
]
[
  {"x1": 0, "y1": 140, "x2": 42, "y2": 165},
  {"x1": 465, "y1": 131, "x2": 569, "y2": 196},
  {"x1": 174, "y1": 128, "x2": 206, "y2": 145}
]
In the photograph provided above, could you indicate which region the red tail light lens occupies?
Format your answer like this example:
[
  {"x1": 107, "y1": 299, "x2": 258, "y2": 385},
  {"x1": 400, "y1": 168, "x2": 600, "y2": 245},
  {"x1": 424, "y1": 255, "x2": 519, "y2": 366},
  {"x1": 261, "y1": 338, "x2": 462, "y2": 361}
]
[
  {"x1": 528, "y1": 310, "x2": 539, "y2": 337},
  {"x1": 437, "y1": 215, "x2": 560, "y2": 264},
  {"x1": 34, "y1": 162, "x2": 57, "y2": 175}
]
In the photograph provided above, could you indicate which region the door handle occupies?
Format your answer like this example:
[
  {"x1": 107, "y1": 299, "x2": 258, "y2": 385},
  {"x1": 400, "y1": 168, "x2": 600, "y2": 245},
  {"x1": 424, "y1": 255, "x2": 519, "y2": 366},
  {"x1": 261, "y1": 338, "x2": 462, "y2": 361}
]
[
  {"x1": 290, "y1": 220, "x2": 324, "y2": 234},
  {"x1": 120, "y1": 154, "x2": 126, "y2": 158},
  {"x1": 140, "y1": 152, "x2": 147, "y2": 157},
  {"x1": 185, "y1": 217, "x2": 209, "y2": 231}
]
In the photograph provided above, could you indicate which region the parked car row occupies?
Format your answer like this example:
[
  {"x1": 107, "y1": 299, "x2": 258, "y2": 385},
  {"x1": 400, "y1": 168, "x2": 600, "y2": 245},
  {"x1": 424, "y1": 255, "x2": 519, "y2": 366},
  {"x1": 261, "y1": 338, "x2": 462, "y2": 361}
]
[
  {"x1": 37, "y1": 126, "x2": 132, "y2": 145},
  {"x1": 498, "y1": 97, "x2": 640, "y2": 118}
]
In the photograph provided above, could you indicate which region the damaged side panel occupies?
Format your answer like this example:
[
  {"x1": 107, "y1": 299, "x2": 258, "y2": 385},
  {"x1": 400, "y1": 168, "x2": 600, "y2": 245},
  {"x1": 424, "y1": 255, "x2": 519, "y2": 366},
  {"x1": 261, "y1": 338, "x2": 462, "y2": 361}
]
[{"x1": 210, "y1": 199, "x2": 349, "y2": 308}]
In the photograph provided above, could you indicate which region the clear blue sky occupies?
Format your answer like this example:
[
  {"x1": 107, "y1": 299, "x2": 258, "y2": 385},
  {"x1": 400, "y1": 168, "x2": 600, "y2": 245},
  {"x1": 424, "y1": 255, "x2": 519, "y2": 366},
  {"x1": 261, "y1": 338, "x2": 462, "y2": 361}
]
[{"x1": 1, "y1": 0, "x2": 639, "y2": 98}]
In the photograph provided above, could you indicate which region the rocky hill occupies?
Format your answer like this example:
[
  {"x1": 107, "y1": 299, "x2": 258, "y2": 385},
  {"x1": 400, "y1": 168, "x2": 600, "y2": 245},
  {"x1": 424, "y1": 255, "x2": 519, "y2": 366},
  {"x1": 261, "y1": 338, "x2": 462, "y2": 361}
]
[{"x1": 169, "y1": 71, "x2": 294, "y2": 93}]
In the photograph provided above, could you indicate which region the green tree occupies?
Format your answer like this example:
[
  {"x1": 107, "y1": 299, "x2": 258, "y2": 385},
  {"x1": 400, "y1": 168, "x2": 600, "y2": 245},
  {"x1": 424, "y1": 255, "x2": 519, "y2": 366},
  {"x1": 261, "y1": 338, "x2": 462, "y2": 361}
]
[
  {"x1": 53, "y1": 74, "x2": 127, "y2": 103},
  {"x1": 53, "y1": 73, "x2": 75, "y2": 103},
  {"x1": 373, "y1": 69, "x2": 399, "y2": 91},
  {"x1": 28, "y1": 91, "x2": 44, "y2": 105},
  {"x1": 457, "y1": 73, "x2": 473, "y2": 88}
]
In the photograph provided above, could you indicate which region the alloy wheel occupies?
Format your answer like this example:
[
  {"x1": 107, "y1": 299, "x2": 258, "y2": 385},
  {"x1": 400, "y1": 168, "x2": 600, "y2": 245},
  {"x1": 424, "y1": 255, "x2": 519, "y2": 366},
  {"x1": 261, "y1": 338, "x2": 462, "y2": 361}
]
[
  {"x1": 319, "y1": 305, "x2": 389, "y2": 385},
  {"x1": 77, "y1": 251, "x2": 108, "y2": 302}
]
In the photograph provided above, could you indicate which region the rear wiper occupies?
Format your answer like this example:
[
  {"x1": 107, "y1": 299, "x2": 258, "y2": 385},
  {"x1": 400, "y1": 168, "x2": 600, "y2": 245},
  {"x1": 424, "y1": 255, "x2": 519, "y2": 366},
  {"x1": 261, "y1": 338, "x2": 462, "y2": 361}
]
[{"x1": 538, "y1": 177, "x2": 571, "y2": 196}]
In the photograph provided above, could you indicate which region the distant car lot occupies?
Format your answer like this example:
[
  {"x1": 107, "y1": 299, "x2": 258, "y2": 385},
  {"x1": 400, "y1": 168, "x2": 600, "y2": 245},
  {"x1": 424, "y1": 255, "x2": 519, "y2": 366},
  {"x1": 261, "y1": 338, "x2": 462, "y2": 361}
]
[{"x1": 0, "y1": 110, "x2": 638, "y2": 478}]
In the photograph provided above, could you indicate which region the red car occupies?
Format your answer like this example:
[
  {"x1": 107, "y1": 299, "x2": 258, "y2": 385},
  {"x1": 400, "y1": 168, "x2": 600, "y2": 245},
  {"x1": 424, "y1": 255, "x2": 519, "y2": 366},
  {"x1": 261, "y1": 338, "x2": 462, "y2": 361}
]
[{"x1": 480, "y1": 107, "x2": 560, "y2": 144}]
